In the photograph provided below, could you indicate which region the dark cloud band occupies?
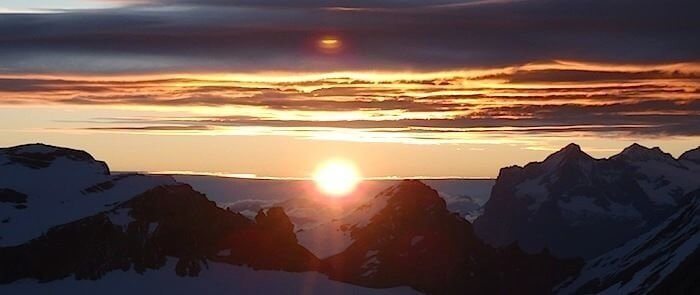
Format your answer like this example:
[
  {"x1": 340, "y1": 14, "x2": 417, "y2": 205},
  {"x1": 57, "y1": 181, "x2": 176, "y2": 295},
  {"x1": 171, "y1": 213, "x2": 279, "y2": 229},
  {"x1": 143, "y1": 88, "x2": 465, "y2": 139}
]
[{"x1": 0, "y1": 0, "x2": 698, "y2": 73}]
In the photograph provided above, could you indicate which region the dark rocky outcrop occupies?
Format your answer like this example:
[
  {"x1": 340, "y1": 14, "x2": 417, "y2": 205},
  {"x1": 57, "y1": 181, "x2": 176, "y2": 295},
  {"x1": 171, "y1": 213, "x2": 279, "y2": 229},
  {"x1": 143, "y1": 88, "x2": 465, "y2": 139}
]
[
  {"x1": 81, "y1": 174, "x2": 132, "y2": 194},
  {"x1": 650, "y1": 247, "x2": 700, "y2": 295},
  {"x1": 0, "y1": 184, "x2": 319, "y2": 283},
  {"x1": 0, "y1": 189, "x2": 27, "y2": 204},
  {"x1": 323, "y1": 180, "x2": 581, "y2": 294},
  {"x1": 213, "y1": 207, "x2": 319, "y2": 272}
]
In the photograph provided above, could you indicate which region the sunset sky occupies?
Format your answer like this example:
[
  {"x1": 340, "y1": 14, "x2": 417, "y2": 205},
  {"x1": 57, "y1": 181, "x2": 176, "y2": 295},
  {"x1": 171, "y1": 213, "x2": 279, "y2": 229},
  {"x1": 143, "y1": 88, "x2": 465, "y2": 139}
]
[{"x1": 1, "y1": 0, "x2": 699, "y2": 178}]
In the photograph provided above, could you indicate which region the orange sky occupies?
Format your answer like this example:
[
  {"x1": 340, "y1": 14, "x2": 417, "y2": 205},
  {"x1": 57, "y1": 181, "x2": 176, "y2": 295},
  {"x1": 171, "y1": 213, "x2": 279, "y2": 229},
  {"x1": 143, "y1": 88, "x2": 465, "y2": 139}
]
[{"x1": 1, "y1": 61, "x2": 699, "y2": 178}]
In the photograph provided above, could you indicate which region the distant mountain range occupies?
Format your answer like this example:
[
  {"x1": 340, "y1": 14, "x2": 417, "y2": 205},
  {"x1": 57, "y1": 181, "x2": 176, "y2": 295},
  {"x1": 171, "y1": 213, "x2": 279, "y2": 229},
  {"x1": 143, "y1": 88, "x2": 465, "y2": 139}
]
[
  {"x1": 173, "y1": 175, "x2": 492, "y2": 229},
  {"x1": 1, "y1": 143, "x2": 698, "y2": 294},
  {"x1": 474, "y1": 143, "x2": 700, "y2": 259}
]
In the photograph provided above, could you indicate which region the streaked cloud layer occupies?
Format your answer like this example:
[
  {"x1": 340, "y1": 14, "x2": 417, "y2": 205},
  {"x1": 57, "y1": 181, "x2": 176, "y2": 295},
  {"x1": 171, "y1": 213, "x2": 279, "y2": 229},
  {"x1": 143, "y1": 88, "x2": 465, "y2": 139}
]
[
  {"x1": 2, "y1": 61, "x2": 698, "y2": 144},
  {"x1": 0, "y1": 0, "x2": 698, "y2": 176}
]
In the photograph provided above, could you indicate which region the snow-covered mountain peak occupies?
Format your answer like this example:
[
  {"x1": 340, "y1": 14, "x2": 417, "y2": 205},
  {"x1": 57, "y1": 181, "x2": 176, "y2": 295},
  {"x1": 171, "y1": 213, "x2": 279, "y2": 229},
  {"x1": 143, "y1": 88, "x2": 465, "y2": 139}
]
[
  {"x1": 0, "y1": 184, "x2": 322, "y2": 284},
  {"x1": 298, "y1": 180, "x2": 448, "y2": 259},
  {"x1": 544, "y1": 143, "x2": 588, "y2": 160},
  {"x1": 475, "y1": 143, "x2": 700, "y2": 258},
  {"x1": 680, "y1": 146, "x2": 700, "y2": 163},
  {"x1": 323, "y1": 180, "x2": 580, "y2": 294},
  {"x1": 0, "y1": 143, "x2": 176, "y2": 246},
  {"x1": 536, "y1": 143, "x2": 594, "y2": 173},
  {"x1": 388, "y1": 181, "x2": 450, "y2": 220},
  {"x1": 8, "y1": 143, "x2": 61, "y2": 154},
  {"x1": 559, "y1": 142, "x2": 583, "y2": 154},
  {"x1": 1, "y1": 143, "x2": 107, "y2": 172},
  {"x1": 613, "y1": 143, "x2": 676, "y2": 163}
]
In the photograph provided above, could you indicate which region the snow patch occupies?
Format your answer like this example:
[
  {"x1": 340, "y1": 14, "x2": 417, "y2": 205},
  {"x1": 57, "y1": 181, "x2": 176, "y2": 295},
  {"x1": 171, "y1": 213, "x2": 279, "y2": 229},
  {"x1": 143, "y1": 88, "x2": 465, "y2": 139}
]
[
  {"x1": 0, "y1": 159, "x2": 175, "y2": 246},
  {"x1": 365, "y1": 250, "x2": 379, "y2": 258},
  {"x1": 297, "y1": 191, "x2": 393, "y2": 258},
  {"x1": 361, "y1": 251, "x2": 380, "y2": 277},
  {"x1": 148, "y1": 222, "x2": 159, "y2": 235},
  {"x1": 410, "y1": 236, "x2": 424, "y2": 246},
  {"x1": 108, "y1": 209, "x2": 134, "y2": 228},
  {"x1": 515, "y1": 176, "x2": 548, "y2": 210},
  {"x1": 632, "y1": 160, "x2": 697, "y2": 205}
]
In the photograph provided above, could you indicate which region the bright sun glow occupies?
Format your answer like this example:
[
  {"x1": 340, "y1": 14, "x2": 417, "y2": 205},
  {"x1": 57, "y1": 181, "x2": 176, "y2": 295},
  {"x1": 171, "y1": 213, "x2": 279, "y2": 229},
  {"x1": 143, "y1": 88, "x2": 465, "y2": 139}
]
[{"x1": 313, "y1": 159, "x2": 361, "y2": 197}]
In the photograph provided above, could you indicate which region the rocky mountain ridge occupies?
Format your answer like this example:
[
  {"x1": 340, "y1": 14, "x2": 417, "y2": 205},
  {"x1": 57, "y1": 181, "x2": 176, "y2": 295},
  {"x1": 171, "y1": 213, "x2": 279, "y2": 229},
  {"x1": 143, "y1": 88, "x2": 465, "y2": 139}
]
[
  {"x1": 322, "y1": 180, "x2": 581, "y2": 294},
  {"x1": 474, "y1": 143, "x2": 700, "y2": 258},
  {"x1": 0, "y1": 184, "x2": 318, "y2": 283},
  {"x1": 0, "y1": 143, "x2": 176, "y2": 246}
]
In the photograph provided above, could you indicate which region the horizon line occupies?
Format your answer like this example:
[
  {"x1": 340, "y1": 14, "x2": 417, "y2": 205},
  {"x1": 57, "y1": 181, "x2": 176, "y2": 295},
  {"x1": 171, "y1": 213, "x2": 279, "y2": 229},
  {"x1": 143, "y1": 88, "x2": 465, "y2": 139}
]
[{"x1": 128, "y1": 170, "x2": 496, "y2": 181}]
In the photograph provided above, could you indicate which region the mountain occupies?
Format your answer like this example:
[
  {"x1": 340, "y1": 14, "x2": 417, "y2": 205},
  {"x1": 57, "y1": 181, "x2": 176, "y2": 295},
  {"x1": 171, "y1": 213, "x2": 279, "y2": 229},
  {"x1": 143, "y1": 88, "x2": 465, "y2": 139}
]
[
  {"x1": 0, "y1": 142, "x2": 578, "y2": 295},
  {"x1": 320, "y1": 180, "x2": 581, "y2": 294},
  {"x1": 6, "y1": 142, "x2": 696, "y2": 294},
  {"x1": 176, "y1": 175, "x2": 493, "y2": 233},
  {"x1": 0, "y1": 184, "x2": 319, "y2": 283},
  {"x1": 0, "y1": 144, "x2": 417, "y2": 294},
  {"x1": 0, "y1": 143, "x2": 176, "y2": 246},
  {"x1": 473, "y1": 143, "x2": 700, "y2": 258},
  {"x1": 296, "y1": 183, "x2": 486, "y2": 259},
  {"x1": 680, "y1": 146, "x2": 700, "y2": 164},
  {"x1": 0, "y1": 144, "x2": 322, "y2": 287},
  {"x1": 296, "y1": 184, "x2": 396, "y2": 258},
  {"x1": 556, "y1": 189, "x2": 700, "y2": 294}
]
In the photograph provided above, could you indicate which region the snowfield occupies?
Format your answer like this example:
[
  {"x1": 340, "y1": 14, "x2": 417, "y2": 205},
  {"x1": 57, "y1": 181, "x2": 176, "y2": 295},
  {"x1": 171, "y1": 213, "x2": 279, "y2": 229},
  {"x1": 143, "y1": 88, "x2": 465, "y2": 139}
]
[
  {"x1": 0, "y1": 258, "x2": 419, "y2": 295},
  {"x1": 0, "y1": 144, "x2": 176, "y2": 246}
]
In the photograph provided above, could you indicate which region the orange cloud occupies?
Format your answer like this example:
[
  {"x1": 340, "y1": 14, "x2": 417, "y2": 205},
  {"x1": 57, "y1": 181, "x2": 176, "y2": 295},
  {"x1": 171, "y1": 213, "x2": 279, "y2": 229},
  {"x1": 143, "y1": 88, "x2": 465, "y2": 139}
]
[{"x1": 1, "y1": 61, "x2": 698, "y2": 144}]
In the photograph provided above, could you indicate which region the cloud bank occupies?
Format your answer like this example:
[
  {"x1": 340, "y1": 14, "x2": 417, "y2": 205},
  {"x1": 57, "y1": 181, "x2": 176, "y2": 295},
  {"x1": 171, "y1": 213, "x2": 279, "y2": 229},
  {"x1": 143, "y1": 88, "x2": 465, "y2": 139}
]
[
  {"x1": 0, "y1": 1, "x2": 698, "y2": 144},
  {"x1": 0, "y1": 0, "x2": 698, "y2": 73},
  {"x1": 2, "y1": 61, "x2": 698, "y2": 143}
]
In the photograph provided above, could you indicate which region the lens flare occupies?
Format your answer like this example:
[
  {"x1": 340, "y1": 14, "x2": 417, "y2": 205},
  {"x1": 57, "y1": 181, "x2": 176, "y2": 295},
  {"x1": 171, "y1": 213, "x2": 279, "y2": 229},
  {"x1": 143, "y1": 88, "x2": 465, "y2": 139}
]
[{"x1": 317, "y1": 36, "x2": 342, "y2": 53}]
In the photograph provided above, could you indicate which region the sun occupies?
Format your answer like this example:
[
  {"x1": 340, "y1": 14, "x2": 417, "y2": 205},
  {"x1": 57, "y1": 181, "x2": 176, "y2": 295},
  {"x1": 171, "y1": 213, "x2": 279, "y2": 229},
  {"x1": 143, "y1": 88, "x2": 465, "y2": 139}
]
[{"x1": 313, "y1": 159, "x2": 361, "y2": 197}]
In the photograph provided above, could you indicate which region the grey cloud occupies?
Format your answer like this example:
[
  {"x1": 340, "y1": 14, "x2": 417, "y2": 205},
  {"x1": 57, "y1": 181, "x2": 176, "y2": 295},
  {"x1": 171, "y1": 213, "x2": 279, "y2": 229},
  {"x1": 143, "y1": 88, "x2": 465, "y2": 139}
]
[{"x1": 0, "y1": 0, "x2": 698, "y2": 73}]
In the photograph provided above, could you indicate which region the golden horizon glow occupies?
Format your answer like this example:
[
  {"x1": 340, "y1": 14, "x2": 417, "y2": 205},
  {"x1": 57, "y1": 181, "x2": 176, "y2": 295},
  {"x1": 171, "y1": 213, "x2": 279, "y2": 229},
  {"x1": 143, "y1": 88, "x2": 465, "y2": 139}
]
[{"x1": 313, "y1": 159, "x2": 361, "y2": 197}]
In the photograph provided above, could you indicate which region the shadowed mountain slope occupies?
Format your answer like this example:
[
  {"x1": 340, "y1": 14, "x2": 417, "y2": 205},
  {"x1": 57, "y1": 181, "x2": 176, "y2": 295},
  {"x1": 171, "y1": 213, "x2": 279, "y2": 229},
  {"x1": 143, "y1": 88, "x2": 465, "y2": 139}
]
[
  {"x1": 474, "y1": 143, "x2": 700, "y2": 258},
  {"x1": 322, "y1": 180, "x2": 581, "y2": 294}
]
